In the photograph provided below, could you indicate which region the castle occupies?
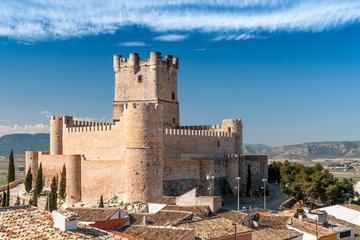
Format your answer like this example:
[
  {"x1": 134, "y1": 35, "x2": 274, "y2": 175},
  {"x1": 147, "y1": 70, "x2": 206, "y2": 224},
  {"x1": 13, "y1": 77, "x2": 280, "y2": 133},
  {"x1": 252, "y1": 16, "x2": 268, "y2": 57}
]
[{"x1": 25, "y1": 52, "x2": 268, "y2": 206}]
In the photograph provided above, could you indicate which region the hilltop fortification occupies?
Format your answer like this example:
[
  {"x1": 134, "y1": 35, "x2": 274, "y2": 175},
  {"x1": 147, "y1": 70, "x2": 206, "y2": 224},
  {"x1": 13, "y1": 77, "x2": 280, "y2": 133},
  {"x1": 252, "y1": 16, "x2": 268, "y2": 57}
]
[{"x1": 26, "y1": 52, "x2": 267, "y2": 206}]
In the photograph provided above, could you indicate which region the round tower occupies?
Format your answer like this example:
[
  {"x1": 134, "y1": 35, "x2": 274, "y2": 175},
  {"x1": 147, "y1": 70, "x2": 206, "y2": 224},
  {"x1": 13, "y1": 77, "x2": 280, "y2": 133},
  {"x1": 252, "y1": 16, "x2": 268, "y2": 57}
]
[
  {"x1": 50, "y1": 116, "x2": 63, "y2": 155},
  {"x1": 122, "y1": 103, "x2": 164, "y2": 203},
  {"x1": 222, "y1": 119, "x2": 243, "y2": 154},
  {"x1": 65, "y1": 155, "x2": 82, "y2": 206},
  {"x1": 25, "y1": 151, "x2": 39, "y2": 188}
]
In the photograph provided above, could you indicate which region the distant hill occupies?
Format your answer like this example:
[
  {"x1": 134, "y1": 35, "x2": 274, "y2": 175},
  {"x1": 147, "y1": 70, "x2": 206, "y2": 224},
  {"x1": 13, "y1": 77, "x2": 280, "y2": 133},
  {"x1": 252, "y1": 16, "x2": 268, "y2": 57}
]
[
  {"x1": 1, "y1": 133, "x2": 360, "y2": 161},
  {"x1": 244, "y1": 141, "x2": 360, "y2": 161},
  {"x1": 0, "y1": 133, "x2": 49, "y2": 155}
]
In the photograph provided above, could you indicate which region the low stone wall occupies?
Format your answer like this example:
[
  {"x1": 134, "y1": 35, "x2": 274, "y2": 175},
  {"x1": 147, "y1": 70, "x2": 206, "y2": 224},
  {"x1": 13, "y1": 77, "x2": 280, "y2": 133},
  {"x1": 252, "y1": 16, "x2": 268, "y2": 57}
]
[{"x1": 0, "y1": 178, "x2": 25, "y2": 191}]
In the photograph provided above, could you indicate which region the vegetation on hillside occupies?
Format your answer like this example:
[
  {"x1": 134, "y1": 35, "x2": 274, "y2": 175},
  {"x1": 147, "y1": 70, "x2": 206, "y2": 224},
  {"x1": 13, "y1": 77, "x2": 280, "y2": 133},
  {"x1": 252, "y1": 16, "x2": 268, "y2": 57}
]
[
  {"x1": 269, "y1": 161, "x2": 355, "y2": 208},
  {"x1": 7, "y1": 149, "x2": 15, "y2": 183}
]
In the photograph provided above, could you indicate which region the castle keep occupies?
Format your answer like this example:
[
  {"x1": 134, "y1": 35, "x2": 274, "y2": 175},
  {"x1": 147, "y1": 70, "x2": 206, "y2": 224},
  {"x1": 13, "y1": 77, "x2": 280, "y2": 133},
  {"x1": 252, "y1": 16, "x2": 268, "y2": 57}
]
[{"x1": 26, "y1": 52, "x2": 267, "y2": 206}]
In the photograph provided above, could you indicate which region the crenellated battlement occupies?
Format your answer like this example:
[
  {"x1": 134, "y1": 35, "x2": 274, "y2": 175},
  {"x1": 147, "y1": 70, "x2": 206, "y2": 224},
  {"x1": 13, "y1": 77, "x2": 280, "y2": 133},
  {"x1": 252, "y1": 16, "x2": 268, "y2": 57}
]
[
  {"x1": 66, "y1": 123, "x2": 114, "y2": 133},
  {"x1": 164, "y1": 128, "x2": 235, "y2": 138},
  {"x1": 113, "y1": 52, "x2": 179, "y2": 72}
]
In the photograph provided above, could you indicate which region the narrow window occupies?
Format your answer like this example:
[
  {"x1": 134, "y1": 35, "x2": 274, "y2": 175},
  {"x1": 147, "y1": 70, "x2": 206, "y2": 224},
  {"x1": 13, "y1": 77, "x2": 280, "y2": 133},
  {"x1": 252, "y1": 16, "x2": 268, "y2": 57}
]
[
  {"x1": 172, "y1": 92, "x2": 175, "y2": 100},
  {"x1": 138, "y1": 75, "x2": 143, "y2": 83},
  {"x1": 217, "y1": 140, "x2": 220, "y2": 147},
  {"x1": 228, "y1": 127, "x2": 231, "y2": 133},
  {"x1": 173, "y1": 118, "x2": 176, "y2": 124}
]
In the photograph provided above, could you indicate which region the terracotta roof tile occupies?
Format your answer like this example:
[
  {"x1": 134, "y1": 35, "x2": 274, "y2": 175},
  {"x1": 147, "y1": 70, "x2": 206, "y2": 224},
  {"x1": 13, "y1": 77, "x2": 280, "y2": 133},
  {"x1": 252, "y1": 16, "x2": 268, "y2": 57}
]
[{"x1": 0, "y1": 205, "x2": 127, "y2": 239}]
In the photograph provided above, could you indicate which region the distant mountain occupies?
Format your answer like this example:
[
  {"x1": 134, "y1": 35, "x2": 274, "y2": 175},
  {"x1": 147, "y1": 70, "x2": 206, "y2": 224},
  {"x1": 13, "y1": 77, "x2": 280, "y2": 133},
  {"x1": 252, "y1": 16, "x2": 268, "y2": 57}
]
[
  {"x1": 244, "y1": 141, "x2": 360, "y2": 160},
  {"x1": 1, "y1": 133, "x2": 360, "y2": 161},
  {"x1": 0, "y1": 133, "x2": 49, "y2": 155}
]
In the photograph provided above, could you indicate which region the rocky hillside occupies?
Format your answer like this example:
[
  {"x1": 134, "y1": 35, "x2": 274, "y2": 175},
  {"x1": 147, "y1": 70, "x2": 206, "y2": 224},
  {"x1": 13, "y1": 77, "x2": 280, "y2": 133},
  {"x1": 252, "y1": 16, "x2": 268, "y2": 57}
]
[
  {"x1": 244, "y1": 141, "x2": 360, "y2": 160},
  {"x1": 0, "y1": 133, "x2": 49, "y2": 155},
  {"x1": 1, "y1": 133, "x2": 360, "y2": 161}
]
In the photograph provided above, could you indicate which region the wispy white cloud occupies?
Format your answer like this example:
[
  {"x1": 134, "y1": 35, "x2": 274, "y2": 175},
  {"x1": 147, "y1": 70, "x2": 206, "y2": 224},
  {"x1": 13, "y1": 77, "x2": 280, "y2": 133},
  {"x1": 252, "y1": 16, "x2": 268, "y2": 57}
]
[
  {"x1": 195, "y1": 48, "x2": 206, "y2": 51},
  {"x1": 118, "y1": 41, "x2": 147, "y2": 47},
  {"x1": 213, "y1": 33, "x2": 256, "y2": 41},
  {"x1": 0, "y1": 124, "x2": 49, "y2": 137},
  {"x1": 41, "y1": 110, "x2": 51, "y2": 119},
  {"x1": 1, "y1": 0, "x2": 360, "y2": 41},
  {"x1": 154, "y1": 34, "x2": 189, "y2": 42}
]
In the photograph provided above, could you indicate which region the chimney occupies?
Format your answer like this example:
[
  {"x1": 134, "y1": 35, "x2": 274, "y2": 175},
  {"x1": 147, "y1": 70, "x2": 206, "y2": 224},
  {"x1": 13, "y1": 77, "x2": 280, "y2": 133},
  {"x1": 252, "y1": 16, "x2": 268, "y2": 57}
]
[{"x1": 52, "y1": 211, "x2": 78, "y2": 231}]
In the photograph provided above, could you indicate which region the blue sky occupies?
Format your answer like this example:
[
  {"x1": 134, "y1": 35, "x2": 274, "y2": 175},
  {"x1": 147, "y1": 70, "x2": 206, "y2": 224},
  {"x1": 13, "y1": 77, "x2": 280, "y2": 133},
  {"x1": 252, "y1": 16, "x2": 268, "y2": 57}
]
[{"x1": 0, "y1": 0, "x2": 360, "y2": 146}]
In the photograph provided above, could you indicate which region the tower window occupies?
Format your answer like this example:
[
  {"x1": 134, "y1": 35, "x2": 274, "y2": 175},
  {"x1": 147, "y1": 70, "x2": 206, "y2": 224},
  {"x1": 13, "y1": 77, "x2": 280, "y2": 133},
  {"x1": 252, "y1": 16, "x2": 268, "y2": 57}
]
[
  {"x1": 228, "y1": 127, "x2": 231, "y2": 133},
  {"x1": 173, "y1": 118, "x2": 176, "y2": 124},
  {"x1": 172, "y1": 92, "x2": 175, "y2": 100},
  {"x1": 217, "y1": 140, "x2": 220, "y2": 147},
  {"x1": 138, "y1": 75, "x2": 143, "y2": 83}
]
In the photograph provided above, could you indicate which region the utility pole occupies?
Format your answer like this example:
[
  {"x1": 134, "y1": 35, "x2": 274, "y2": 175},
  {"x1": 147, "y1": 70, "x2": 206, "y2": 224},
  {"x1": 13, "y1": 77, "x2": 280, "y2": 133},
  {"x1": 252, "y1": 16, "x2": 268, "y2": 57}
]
[
  {"x1": 233, "y1": 223, "x2": 237, "y2": 240},
  {"x1": 262, "y1": 178, "x2": 267, "y2": 209},
  {"x1": 206, "y1": 173, "x2": 215, "y2": 196},
  {"x1": 235, "y1": 177, "x2": 241, "y2": 211}
]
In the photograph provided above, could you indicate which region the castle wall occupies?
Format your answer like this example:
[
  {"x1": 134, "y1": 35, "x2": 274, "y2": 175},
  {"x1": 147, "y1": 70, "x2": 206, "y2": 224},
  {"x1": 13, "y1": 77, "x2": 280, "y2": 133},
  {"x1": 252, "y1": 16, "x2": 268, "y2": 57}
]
[
  {"x1": 80, "y1": 160, "x2": 126, "y2": 202},
  {"x1": 163, "y1": 129, "x2": 236, "y2": 160},
  {"x1": 62, "y1": 123, "x2": 124, "y2": 161},
  {"x1": 38, "y1": 153, "x2": 67, "y2": 187}
]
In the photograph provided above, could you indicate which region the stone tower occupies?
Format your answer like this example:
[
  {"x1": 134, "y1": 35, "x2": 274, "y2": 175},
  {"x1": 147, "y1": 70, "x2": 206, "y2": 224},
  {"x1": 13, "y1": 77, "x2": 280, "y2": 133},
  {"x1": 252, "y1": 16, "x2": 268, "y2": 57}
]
[
  {"x1": 122, "y1": 102, "x2": 164, "y2": 203},
  {"x1": 113, "y1": 52, "x2": 179, "y2": 128}
]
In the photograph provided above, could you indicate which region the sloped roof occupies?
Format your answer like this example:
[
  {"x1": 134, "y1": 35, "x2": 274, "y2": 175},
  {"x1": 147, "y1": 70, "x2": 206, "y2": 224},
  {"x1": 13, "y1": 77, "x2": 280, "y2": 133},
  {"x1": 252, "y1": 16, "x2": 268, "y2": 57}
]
[
  {"x1": 131, "y1": 210, "x2": 193, "y2": 226},
  {"x1": 178, "y1": 216, "x2": 252, "y2": 239},
  {"x1": 121, "y1": 225, "x2": 193, "y2": 240},
  {"x1": 163, "y1": 205, "x2": 211, "y2": 217},
  {"x1": 252, "y1": 229, "x2": 303, "y2": 240},
  {"x1": 68, "y1": 207, "x2": 121, "y2": 222},
  {"x1": 258, "y1": 215, "x2": 291, "y2": 229},
  {"x1": 0, "y1": 205, "x2": 126, "y2": 239}
]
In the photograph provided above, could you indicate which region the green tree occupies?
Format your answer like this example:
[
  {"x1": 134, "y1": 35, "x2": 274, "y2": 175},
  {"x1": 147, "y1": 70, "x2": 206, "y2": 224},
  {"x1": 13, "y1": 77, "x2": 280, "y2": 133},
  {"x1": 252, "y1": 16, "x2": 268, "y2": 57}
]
[
  {"x1": 5, "y1": 185, "x2": 10, "y2": 207},
  {"x1": 280, "y1": 162, "x2": 354, "y2": 209},
  {"x1": 59, "y1": 164, "x2": 66, "y2": 199},
  {"x1": 35, "y1": 163, "x2": 43, "y2": 195},
  {"x1": 25, "y1": 167, "x2": 33, "y2": 193},
  {"x1": 1, "y1": 191, "x2": 6, "y2": 207},
  {"x1": 268, "y1": 161, "x2": 282, "y2": 183},
  {"x1": 15, "y1": 196, "x2": 20, "y2": 206},
  {"x1": 49, "y1": 176, "x2": 58, "y2": 212},
  {"x1": 246, "y1": 165, "x2": 252, "y2": 197},
  {"x1": 99, "y1": 195, "x2": 104, "y2": 208},
  {"x1": 31, "y1": 193, "x2": 38, "y2": 207},
  {"x1": 7, "y1": 149, "x2": 15, "y2": 183}
]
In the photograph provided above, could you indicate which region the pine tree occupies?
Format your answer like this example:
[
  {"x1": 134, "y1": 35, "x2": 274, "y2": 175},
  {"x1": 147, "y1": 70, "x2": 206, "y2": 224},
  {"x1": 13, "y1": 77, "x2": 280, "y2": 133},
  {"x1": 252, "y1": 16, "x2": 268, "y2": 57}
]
[
  {"x1": 2, "y1": 191, "x2": 6, "y2": 207},
  {"x1": 99, "y1": 195, "x2": 104, "y2": 208},
  {"x1": 49, "y1": 176, "x2": 58, "y2": 212},
  {"x1": 59, "y1": 164, "x2": 66, "y2": 199},
  {"x1": 31, "y1": 193, "x2": 38, "y2": 207},
  {"x1": 25, "y1": 167, "x2": 33, "y2": 193},
  {"x1": 5, "y1": 185, "x2": 10, "y2": 207},
  {"x1": 7, "y1": 149, "x2": 15, "y2": 183},
  {"x1": 0, "y1": 193, "x2": 2, "y2": 207},
  {"x1": 15, "y1": 196, "x2": 20, "y2": 206},
  {"x1": 246, "y1": 165, "x2": 252, "y2": 197},
  {"x1": 35, "y1": 163, "x2": 43, "y2": 195}
]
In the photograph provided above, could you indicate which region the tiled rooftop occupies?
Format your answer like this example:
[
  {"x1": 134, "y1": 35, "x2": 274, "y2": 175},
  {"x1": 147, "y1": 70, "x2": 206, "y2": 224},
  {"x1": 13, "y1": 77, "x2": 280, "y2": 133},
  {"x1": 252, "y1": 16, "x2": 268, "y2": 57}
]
[
  {"x1": 162, "y1": 205, "x2": 211, "y2": 217},
  {"x1": 252, "y1": 228, "x2": 303, "y2": 240},
  {"x1": 288, "y1": 219, "x2": 337, "y2": 238},
  {"x1": 344, "y1": 203, "x2": 360, "y2": 212},
  {"x1": 178, "y1": 216, "x2": 252, "y2": 239},
  {"x1": 327, "y1": 215, "x2": 360, "y2": 240},
  {"x1": 131, "y1": 210, "x2": 193, "y2": 226},
  {"x1": 121, "y1": 225, "x2": 194, "y2": 240},
  {"x1": 68, "y1": 207, "x2": 121, "y2": 222},
  {"x1": 216, "y1": 210, "x2": 247, "y2": 223},
  {"x1": 0, "y1": 205, "x2": 127, "y2": 239},
  {"x1": 152, "y1": 196, "x2": 177, "y2": 205},
  {"x1": 258, "y1": 214, "x2": 291, "y2": 229}
]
